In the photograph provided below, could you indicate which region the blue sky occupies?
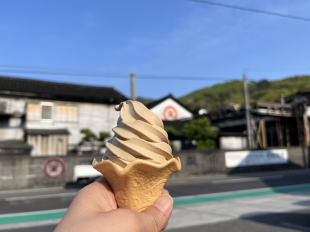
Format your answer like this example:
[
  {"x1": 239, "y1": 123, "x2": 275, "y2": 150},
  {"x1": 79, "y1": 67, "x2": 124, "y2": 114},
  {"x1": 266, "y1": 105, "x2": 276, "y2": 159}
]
[{"x1": 1, "y1": 0, "x2": 310, "y2": 99}]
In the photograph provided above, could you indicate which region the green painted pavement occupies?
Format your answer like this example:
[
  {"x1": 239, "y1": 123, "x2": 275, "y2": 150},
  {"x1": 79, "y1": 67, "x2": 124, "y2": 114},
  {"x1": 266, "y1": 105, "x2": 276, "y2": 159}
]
[
  {"x1": 0, "y1": 211, "x2": 65, "y2": 224},
  {"x1": 1, "y1": 183, "x2": 310, "y2": 224},
  {"x1": 174, "y1": 183, "x2": 310, "y2": 205}
]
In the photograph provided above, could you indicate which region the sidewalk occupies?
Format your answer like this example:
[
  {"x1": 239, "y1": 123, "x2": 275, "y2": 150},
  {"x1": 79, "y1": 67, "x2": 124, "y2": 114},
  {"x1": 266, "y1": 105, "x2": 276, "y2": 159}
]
[
  {"x1": 1, "y1": 183, "x2": 310, "y2": 231},
  {"x1": 166, "y1": 183, "x2": 310, "y2": 230}
]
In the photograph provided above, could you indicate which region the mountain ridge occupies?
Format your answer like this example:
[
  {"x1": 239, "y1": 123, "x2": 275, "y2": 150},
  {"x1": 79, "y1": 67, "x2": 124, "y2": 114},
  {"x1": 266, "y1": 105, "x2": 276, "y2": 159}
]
[{"x1": 179, "y1": 75, "x2": 310, "y2": 111}]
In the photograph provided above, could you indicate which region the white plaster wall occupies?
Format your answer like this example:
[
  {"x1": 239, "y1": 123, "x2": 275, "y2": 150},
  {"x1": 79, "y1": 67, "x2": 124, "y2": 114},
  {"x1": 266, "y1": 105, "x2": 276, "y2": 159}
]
[
  {"x1": 220, "y1": 136, "x2": 247, "y2": 150},
  {"x1": 306, "y1": 106, "x2": 310, "y2": 116},
  {"x1": 26, "y1": 100, "x2": 118, "y2": 146},
  {"x1": 0, "y1": 97, "x2": 26, "y2": 114},
  {"x1": 151, "y1": 98, "x2": 193, "y2": 120},
  {"x1": 77, "y1": 103, "x2": 117, "y2": 144}
]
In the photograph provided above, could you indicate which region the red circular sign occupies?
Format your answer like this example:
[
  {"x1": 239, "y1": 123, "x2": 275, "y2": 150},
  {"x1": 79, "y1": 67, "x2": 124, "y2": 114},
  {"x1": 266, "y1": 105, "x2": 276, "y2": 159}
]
[
  {"x1": 44, "y1": 158, "x2": 65, "y2": 178},
  {"x1": 163, "y1": 105, "x2": 178, "y2": 120}
]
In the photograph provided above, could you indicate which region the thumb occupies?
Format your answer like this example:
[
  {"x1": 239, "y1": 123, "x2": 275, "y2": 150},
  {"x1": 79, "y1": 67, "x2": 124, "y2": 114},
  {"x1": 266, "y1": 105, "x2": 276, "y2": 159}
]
[{"x1": 138, "y1": 189, "x2": 174, "y2": 232}]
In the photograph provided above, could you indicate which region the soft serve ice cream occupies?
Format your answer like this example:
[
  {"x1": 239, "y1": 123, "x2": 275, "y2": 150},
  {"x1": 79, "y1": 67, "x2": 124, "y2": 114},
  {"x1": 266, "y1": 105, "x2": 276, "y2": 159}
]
[
  {"x1": 105, "y1": 100, "x2": 173, "y2": 167},
  {"x1": 93, "y1": 100, "x2": 181, "y2": 211}
]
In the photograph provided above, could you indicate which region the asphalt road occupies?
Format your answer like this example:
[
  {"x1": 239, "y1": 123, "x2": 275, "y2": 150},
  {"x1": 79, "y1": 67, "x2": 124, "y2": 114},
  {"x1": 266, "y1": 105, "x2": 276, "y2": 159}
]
[
  {"x1": 1, "y1": 169, "x2": 310, "y2": 232},
  {"x1": 167, "y1": 169, "x2": 310, "y2": 197}
]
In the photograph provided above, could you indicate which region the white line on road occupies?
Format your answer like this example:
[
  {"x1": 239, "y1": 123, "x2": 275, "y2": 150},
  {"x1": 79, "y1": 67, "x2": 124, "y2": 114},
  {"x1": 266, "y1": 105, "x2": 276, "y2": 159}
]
[
  {"x1": 0, "y1": 219, "x2": 60, "y2": 230},
  {"x1": 211, "y1": 175, "x2": 283, "y2": 184},
  {"x1": 0, "y1": 187, "x2": 64, "y2": 195},
  {"x1": 5, "y1": 192, "x2": 77, "y2": 201}
]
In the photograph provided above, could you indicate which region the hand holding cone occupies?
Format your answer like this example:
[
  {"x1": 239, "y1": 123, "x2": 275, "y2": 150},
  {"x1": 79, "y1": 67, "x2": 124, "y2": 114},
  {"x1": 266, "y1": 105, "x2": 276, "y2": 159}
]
[{"x1": 93, "y1": 100, "x2": 181, "y2": 211}]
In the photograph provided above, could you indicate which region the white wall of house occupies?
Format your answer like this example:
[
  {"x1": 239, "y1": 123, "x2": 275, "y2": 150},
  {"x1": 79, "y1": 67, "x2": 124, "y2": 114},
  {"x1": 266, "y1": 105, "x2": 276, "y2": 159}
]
[
  {"x1": 306, "y1": 106, "x2": 310, "y2": 116},
  {"x1": 26, "y1": 100, "x2": 118, "y2": 148},
  {"x1": 0, "y1": 97, "x2": 25, "y2": 115},
  {"x1": 150, "y1": 98, "x2": 193, "y2": 120},
  {"x1": 28, "y1": 134, "x2": 68, "y2": 156},
  {"x1": 220, "y1": 136, "x2": 247, "y2": 150}
]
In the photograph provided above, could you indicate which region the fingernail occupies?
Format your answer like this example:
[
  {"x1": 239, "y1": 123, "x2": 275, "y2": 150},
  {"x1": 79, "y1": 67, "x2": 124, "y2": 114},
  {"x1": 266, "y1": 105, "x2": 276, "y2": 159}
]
[{"x1": 154, "y1": 192, "x2": 173, "y2": 214}]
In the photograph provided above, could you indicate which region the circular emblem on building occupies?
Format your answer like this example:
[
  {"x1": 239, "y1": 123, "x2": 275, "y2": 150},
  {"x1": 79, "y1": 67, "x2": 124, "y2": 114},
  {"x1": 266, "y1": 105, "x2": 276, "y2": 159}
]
[
  {"x1": 44, "y1": 158, "x2": 65, "y2": 178},
  {"x1": 163, "y1": 105, "x2": 178, "y2": 120}
]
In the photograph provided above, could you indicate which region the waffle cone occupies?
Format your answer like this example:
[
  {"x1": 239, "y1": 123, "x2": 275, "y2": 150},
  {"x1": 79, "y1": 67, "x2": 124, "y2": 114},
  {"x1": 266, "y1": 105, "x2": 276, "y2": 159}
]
[{"x1": 92, "y1": 157, "x2": 181, "y2": 212}]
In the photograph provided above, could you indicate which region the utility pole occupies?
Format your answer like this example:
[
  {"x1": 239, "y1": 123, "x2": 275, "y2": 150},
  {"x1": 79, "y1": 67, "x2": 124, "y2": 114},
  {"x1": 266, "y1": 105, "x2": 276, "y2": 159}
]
[
  {"x1": 130, "y1": 72, "x2": 136, "y2": 100},
  {"x1": 243, "y1": 73, "x2": 253, "y2": 149}
]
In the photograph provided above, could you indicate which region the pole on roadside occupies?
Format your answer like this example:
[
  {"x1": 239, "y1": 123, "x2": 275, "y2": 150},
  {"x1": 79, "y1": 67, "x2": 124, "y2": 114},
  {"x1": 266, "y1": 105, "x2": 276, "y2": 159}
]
[
  {"x1": 130, "y1": 72, "x2": 136, "y2": 100},
  {"x1": 243, "y1": 73, "x2": 253, "y2": 149}
]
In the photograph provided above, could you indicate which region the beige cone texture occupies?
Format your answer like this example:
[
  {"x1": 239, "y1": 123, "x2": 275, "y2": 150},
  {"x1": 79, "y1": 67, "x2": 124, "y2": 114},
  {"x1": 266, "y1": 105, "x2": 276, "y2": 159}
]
[{"x1": 92, "y1": 157, "x2": 181, "y2": 212}]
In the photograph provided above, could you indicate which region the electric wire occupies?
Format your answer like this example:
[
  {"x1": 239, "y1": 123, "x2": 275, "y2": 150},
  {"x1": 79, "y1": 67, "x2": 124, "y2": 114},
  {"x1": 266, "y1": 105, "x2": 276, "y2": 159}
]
[
  {"x1": 0, "y1": 66, "x2": 235, "y2": 81},
  {"x1": 190, "y1": 0, "x2": 310, "y2": 22}
]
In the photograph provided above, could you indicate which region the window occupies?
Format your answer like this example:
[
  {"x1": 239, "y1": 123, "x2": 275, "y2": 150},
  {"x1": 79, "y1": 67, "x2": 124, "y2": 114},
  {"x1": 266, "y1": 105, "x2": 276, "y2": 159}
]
[
  {"x1": 55, "y1": 105, "x2": 78, "y2": 122},
  {"x1": 41, "y1": 103, "x2": 53, "y2": 120}
]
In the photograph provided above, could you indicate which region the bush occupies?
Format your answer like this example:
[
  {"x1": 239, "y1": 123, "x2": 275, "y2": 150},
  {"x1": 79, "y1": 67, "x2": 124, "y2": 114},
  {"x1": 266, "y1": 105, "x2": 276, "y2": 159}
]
[{"x1": 182, "y1": 118, "x2": 217, "y2": 150}]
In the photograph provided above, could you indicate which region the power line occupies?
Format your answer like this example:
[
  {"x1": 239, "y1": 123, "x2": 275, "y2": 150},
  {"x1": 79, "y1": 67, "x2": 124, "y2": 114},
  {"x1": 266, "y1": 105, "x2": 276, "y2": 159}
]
[
  {"x1": 0, "y1": 66, "x2": 235, "y2": 81},
  {"x1": 0, "y1": 68, "x2": 126, "y2": 78},
  {"x1": 190, "y1": 0, "x2": 310, "y2": 23}
]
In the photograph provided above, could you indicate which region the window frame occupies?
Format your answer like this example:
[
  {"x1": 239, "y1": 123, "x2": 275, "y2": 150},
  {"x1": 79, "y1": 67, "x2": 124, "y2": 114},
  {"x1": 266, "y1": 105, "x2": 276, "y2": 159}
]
[{"x1": 40, "y1": 102, "x2": 54, "y2": 121}]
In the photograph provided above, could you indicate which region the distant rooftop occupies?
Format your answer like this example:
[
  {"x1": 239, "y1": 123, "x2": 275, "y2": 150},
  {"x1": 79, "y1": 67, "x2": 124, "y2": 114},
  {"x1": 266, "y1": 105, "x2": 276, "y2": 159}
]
[{"x1": 0, "y1": 76, "x2": 127, "y2": 104}]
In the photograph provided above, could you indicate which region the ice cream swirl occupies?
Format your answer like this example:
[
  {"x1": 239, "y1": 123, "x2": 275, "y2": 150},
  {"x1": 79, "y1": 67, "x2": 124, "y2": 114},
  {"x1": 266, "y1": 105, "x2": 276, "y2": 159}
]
[{"x1": 105, "y1": 100, "x2": 173, "y2": 168}]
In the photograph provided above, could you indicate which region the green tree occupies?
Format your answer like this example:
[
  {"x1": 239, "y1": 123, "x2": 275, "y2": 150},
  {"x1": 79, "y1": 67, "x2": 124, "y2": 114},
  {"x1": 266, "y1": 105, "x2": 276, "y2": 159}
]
[
  {"x1": 80, "y1": 128, "x2": 97, "y2": 142},
  {"x1": 80, "y1": 129, "x2": 111, "y2": 146},
  {"x1": 182, "y1": 118, "x2": 217, "y2": 150},
  {"x1": 98, "y1": 132, "x2": 111, "y2": 141},
  {"x1": 164, "y1": 126, "x2": 181, "y2": 137},
  {"x1": 98, "y1": 132, "x2": 111, "y2": 147}
]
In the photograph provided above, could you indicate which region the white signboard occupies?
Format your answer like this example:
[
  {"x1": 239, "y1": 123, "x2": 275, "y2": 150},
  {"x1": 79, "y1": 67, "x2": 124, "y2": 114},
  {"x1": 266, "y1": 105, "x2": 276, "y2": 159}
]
[
  {"x1": 225, "y1": 149, "x2": 288, "y2": 168},
  {"x1": 151, "y1": 98, "x2": 193, "y2": 120}
]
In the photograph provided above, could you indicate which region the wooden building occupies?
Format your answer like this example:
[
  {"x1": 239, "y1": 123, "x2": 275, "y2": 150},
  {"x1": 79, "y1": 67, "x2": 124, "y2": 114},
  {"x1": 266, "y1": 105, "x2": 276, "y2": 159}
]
[{"x1": 0, "y1": 76, "x2": 126, "y2": 156}]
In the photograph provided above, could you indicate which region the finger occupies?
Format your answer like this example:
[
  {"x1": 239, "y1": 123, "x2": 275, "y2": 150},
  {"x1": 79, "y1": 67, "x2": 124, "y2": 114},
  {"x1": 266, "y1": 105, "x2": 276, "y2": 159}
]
[
  {"x1": 139, "y1": 189, "x2": 174, "y2": 232},
  {"x1": 71, "y1": 178, "x2": 117, "y2": 213}
]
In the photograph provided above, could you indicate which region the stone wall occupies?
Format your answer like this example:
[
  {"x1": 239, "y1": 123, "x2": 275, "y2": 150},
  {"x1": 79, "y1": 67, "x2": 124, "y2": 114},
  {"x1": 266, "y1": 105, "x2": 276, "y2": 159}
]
[
  {"x1": 175, "y1": 146, "x2": 307, "y2": 176},
  {"x1": 0, "y1": 155, "x2": 91, "y2": 189},
  {"x1": 0, "y1": 146, "x2": 308, "y2": 190}
]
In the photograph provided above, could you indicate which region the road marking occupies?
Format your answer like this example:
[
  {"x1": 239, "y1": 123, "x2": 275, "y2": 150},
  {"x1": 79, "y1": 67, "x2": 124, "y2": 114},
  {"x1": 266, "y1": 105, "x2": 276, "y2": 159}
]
[
  {"x1": 281, "y1": 222, "x2": 310, "y2": 231},
  {"x1": 0, "y1": 209, "x2": 66, "y2": 224},
  {"x1": 0, "y1": 208, "x2": 67, "y2": 218},
  {"x1": 174, "y1": 183, "x2": 310, "y2": 205},
  {"x1": 0, "y1": 187, "x2": 64, "y2": 195},
  {"x1": 211, "y1": 175, "x2": 283, "y2": 184},
  {"x1": 5, "y1": 192, "x2": 77, "y2": 201},
  {"x1": 1, "y1": 183, "x2": 310, "y2": 228},
  {"x1": 0, "y1": 219, "x2": 60, "y2": 230}
]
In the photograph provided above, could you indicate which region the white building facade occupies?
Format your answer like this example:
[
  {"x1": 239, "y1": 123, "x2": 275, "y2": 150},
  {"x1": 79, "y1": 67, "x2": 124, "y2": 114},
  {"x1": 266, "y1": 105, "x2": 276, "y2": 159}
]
[
  {"x1": 0, "y1": 76, "x2": 126, "y2": 156},
  {"x1": 147, "y1": 94, "x2": 193, "y2": 121}
]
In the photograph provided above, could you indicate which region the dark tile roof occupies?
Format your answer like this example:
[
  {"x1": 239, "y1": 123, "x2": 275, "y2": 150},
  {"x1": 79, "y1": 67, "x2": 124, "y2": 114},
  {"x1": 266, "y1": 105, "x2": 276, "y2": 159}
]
[
  {"x1": 26, "y1": 129, "x2": 70, "y2": 135},
  {"x1": 0, "y1": 140, "x2": 32, "y2": 149},
  {"x1": 285, "y1": 92, "x2": 310, "y2": 104},
  {"x1": 146, "y1": 94, "x2": 193, "y2": 113},
  {"x1": 0, "y1": 76, "x2": 127, "y2": 104}
]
